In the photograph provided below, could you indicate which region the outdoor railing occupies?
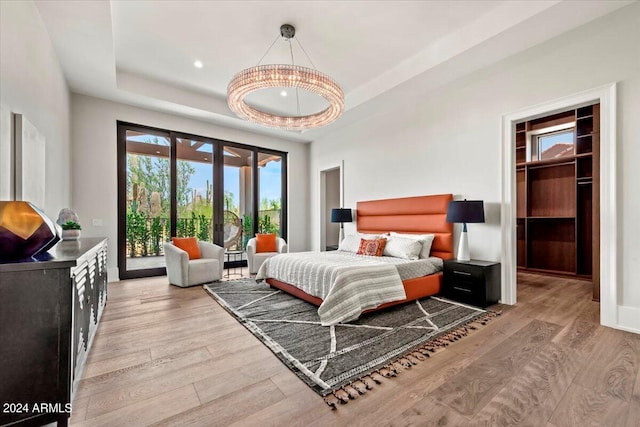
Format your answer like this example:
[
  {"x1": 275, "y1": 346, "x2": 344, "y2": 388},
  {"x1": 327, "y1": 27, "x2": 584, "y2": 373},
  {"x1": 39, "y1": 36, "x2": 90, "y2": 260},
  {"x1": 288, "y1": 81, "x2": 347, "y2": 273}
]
[{"x1": 125, "y1": 211, "x2": 281, "y2": 258}]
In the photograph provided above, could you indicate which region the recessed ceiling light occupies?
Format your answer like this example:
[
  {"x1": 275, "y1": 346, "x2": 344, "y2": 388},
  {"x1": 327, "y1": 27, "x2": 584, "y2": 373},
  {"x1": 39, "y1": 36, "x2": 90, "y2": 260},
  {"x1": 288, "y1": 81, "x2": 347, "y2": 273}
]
[
  {"x1": 194, "y1": 60, "x2": 203, "y2": 69},
  {"x1": 280, "y1": 90, "x2": 287, "y2": 97}
]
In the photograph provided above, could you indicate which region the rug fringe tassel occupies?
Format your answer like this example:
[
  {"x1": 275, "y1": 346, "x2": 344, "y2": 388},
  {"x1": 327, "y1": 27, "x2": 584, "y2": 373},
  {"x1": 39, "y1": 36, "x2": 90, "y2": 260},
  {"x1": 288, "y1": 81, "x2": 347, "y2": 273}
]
[
  {"x1": 352, "y1": 380, "x2": 368, "y2": 394},
  {"x1": 370, "y1": 372, "x2": 384, "y2": 383},
  {"x1": 361, "y1": 376, "x2": 375, "y2": 389},
  {"x1": 323, "y1": 310, "x2": 501, "y2": 409}
]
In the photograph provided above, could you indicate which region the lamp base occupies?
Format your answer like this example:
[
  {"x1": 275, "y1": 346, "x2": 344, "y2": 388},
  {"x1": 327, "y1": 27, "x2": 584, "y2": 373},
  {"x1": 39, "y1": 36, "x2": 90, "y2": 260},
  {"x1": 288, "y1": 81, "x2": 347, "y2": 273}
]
[
  {"x1": 338, "y1": 225, "x2": 344, "y2": 244},
  {"x1": 457, "y1": 230, "x2": 470, "y2": 261}
]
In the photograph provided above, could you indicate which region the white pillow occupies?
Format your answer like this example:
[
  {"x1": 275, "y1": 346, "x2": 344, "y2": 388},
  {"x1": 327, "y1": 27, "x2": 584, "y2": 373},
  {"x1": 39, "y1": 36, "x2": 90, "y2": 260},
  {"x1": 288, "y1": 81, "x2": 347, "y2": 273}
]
[
  {"x1": 383, "y1": 236, "x2": 423, "y2": 260},
  {"x1": 338, "y1": 234, "x2": 385, "y2": 253},
  {"x1": 390, "y1": 232, "x2": 435, "y2": 259},
  {"x1": 338, "y1": 235, "x2": 359, "y2": 253},
  {"x1": 358, "y1": 233, "x2": 384, "y2": 239}
]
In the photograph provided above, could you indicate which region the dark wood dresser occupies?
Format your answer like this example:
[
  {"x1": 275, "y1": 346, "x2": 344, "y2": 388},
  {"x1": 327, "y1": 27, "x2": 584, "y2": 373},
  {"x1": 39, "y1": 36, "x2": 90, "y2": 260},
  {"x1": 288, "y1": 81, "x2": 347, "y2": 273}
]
[{"x1": 0, "y1": 238, "x2": 108, "y2": 427}]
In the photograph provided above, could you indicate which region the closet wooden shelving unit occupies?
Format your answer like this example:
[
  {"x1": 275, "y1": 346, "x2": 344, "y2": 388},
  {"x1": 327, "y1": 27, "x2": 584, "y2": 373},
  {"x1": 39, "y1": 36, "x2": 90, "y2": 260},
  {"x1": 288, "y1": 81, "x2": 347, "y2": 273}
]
[{"x1": 516, "y1": 104, "x2": 600, "y2": 300}]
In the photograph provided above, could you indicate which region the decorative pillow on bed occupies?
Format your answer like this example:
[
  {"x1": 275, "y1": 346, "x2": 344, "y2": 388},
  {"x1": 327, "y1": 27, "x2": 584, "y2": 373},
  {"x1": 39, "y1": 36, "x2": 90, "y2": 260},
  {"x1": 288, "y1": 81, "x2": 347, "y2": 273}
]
[
  {"x1": 390, "y1": 232, "x2": 435, "y2": 259},
  {"x1": 356, "y1": 238, "x2": 387, "y2": 256},
  {"x1": 338, "y1": 234, "x2": 382, "y2": 253},
  {"x1": 383, "y1": 236, "x2": 423, "y2": 260}
]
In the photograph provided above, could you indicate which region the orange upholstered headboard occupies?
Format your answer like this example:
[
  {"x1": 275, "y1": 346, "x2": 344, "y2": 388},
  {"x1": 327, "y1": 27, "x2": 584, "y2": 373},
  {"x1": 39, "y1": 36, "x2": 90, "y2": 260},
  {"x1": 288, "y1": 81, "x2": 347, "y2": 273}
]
[{"x1": 356, "y1": 194, "x2": 454, "y2": 260}]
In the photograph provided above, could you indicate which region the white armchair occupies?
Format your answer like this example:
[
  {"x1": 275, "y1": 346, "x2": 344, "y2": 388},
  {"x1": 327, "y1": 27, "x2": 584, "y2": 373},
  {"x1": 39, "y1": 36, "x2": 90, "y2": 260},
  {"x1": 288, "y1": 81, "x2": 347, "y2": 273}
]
[
  {"x1": 163, "y1": 240, "x2": 224, "y2": 287},
  {"x1": 246, "y1": 237, "x2": 288, "y2": 274}
]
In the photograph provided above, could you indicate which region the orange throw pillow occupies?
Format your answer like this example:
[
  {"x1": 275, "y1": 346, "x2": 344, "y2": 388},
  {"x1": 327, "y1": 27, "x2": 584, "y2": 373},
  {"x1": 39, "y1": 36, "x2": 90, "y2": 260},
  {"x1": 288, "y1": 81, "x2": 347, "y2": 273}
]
[
  {"x1": 356, "y1": 238, "x2": 387, "y2": 257},
  {"x1": 172, "y1": 237, "x2": 201, "y2": 260},
  {"x1": 255, "y1": 233, "x2": 277, "y2": 253}
]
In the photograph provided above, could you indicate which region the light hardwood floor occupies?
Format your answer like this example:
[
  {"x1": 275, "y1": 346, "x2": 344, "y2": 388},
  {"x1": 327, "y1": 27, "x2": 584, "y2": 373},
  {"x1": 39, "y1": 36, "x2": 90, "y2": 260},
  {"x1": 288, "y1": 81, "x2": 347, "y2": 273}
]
[{"x1": 70, "y1": 273, "x2": 640, "y2": 427}]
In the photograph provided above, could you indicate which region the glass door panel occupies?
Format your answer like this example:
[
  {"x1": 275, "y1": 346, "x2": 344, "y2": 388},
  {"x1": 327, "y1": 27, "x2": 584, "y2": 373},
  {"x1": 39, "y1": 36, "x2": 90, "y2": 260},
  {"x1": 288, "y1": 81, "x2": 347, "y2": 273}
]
[
  {"x1": 258, "y1": 152, "x2": 284, "y2": 236},
  {"x1": 124, "y1": 129, "x2": 171, "y2": 273},
  {"x1": 223, "y1": 146, "x2": 253, "y2": 251},
  {"x1": 175, "y1": 137, "x2": 215, "y2": 244},
  {"x1": 119, "y1": 122, "x2": 287, "y2": 279}
]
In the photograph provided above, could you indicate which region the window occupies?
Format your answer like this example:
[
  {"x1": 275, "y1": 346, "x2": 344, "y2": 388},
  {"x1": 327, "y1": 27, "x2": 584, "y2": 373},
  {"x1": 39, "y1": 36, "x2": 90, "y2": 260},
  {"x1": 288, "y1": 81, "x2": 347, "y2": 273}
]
[
  {"x1": 527, "y1": 123, "x2": 575, "y2": 162},
  {"x1": 536, "y1": 130, "x2": 575, "y2": 161}
]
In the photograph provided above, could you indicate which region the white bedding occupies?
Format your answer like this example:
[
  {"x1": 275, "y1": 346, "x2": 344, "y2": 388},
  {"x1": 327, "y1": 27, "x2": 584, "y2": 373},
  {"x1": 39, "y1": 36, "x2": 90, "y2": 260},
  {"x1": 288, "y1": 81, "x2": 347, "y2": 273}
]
[{"x1": 255, "y1": 251, "x2": 443, "y2": 326}]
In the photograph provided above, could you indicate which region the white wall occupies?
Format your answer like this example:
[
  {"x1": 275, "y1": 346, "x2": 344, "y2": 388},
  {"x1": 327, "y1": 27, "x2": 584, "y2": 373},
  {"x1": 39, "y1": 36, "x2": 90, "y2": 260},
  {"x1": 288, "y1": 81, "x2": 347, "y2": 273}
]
[
  {"x1": 309, "y1": 5, "x2": 640, "y2": 314},
  {"x1": 0, "y1": 0, "x2": 71, "y2": 216},
  {"x1": 71, "y1": 94, "x2": 309, "y2": 278}
]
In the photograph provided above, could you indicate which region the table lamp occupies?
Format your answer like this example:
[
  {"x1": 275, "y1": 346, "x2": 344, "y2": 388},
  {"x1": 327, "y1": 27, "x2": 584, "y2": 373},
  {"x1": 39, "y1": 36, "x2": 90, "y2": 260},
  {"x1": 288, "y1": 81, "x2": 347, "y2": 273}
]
[
  {"x1": 446, "y1": 200, "x2": 485, "y2": 261},
  {"x1": 331, "y1": 208, "x2": 352, "y2": 243}
]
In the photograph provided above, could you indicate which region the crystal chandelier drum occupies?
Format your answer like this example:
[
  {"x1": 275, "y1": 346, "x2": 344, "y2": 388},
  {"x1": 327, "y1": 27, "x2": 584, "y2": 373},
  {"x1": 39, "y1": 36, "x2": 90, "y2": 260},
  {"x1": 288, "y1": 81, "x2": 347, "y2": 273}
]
[
  {"x1": 227, "y1": 65, "x2": 344, "y2": 131},
  {"x1": 227, "y1": 25, "x2": 344, "y2": 131}
]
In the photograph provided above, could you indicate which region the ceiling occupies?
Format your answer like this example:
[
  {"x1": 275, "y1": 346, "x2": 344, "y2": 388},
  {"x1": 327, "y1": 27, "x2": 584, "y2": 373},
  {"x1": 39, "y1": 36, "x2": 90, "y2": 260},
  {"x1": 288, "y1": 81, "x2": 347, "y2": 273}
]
[{"x1": 34, "y1": 0, "x2": 633, "y2": 143}]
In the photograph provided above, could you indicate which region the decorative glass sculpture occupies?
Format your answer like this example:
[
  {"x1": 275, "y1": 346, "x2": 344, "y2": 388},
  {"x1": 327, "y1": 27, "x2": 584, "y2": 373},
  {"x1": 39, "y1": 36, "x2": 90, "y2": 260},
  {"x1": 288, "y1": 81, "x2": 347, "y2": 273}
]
[{"x1": 0, "y1": 201, "x2": 60, "y2": 260}]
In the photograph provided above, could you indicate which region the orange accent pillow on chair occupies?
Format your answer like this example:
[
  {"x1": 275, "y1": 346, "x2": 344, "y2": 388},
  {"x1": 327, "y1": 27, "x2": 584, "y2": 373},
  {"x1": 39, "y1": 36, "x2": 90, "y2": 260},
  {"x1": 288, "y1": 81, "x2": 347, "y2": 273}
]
[
  {"x1": 172, "y1": 237, "x2": 201, "y2": 260},
  {"x1": 255, "y1": 234, "x2": 277, "y2": 253}
]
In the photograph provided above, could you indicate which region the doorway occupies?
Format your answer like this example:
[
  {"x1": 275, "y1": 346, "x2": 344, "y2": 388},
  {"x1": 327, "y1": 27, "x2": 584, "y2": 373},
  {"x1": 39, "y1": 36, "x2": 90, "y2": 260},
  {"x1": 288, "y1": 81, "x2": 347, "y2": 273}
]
[
  {"x1": 514, "y1": 105, "x2": 600, "y2": 299},
  {"x1": 319, "y1": 163, "x2": 343, "y2": 251},
  {"x1": 501, "y1": 83, "x2": 617, "y2": 328}
]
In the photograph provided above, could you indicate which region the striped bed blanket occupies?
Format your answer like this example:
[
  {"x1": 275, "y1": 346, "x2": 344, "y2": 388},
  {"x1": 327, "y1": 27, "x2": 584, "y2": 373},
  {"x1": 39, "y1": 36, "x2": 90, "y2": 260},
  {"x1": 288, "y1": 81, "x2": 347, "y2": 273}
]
[{"x1": 255, "y1": 251, "x2": 408, "y2": 326}]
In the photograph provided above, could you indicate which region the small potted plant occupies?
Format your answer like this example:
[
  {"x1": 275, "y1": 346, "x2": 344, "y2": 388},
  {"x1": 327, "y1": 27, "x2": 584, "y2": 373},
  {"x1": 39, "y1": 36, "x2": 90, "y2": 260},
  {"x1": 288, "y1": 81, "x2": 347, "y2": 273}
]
[{"x1": 60, "y1": 221, "x2": 82, "y2": 241}]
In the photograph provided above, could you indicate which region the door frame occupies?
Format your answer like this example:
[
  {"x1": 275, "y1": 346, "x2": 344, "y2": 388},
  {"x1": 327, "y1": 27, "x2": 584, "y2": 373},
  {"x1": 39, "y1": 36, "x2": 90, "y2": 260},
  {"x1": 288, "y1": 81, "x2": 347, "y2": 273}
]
[
  {"x1": 117, "y1": 122, "x2": 172, "y2": 280},
  {"x1": 500, "y1": 83, "x2": 617, "y2": 328},
  {"x1": 319, "y1": 161, "x2": 344, "y2": 251}
]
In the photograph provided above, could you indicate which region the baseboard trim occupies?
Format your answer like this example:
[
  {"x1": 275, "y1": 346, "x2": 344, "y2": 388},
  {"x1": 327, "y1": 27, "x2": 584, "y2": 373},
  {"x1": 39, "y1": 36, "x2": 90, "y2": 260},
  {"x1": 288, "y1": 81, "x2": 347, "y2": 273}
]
[
  {"x1": 616, "y1": 305, "x2": 640, "y2": 334},
  {"x1": 108, "y1": 267, "x2": 120, "y2": 281}
]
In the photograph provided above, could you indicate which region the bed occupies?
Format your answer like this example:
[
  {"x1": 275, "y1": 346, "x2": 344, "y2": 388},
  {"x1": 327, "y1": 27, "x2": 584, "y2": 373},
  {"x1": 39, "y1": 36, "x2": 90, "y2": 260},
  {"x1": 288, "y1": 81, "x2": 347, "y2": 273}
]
[{"x1": 257, "y1": 194, "x2": 454, "y2": 325}]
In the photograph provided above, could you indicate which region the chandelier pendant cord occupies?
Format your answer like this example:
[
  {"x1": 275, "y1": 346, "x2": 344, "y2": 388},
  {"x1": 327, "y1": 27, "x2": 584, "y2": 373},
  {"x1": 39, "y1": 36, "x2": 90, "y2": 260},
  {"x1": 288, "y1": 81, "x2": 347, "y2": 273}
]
[
  {"x1": 295, "y1": 37, "x2": 317, "y2": 70},
  {"x1": 256, "y1": 34, "x2": 281, "y2": 66}
]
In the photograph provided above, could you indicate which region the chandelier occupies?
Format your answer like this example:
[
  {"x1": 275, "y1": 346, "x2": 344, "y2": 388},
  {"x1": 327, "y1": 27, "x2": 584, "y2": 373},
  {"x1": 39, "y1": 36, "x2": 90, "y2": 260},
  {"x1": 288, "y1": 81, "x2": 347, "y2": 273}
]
[{"x1": 227, "y1": 24, "x2": 344, "y2": 131}]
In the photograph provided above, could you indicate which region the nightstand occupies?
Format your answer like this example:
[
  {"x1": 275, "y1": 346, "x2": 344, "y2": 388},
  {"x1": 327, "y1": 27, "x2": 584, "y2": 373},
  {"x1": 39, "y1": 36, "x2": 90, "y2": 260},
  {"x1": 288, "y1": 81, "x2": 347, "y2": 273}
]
[
  {"x1": 442, "y1": 259, "x2": 501, "y2": 308},
  {"x1": 326, "y1": 245, "x2": 339, "y2": 251}
]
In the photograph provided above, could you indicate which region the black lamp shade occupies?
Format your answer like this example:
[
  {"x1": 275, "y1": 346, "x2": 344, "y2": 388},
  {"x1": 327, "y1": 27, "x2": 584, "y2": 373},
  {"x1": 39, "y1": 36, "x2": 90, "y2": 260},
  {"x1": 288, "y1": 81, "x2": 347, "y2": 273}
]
[
  {"x1": 446, "y1": 200, "x2": 485, "y2": 223},
  {"x1": 331, "y1": 208, "x2": 352, "y2": 223}
]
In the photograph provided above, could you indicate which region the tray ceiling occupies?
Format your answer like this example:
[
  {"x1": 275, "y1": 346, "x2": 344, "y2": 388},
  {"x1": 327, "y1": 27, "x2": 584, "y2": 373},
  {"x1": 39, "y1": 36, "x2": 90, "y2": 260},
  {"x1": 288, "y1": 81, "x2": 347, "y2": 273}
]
[{"x1": 34, "y1": 0, "x2": 632, "y2": 142}]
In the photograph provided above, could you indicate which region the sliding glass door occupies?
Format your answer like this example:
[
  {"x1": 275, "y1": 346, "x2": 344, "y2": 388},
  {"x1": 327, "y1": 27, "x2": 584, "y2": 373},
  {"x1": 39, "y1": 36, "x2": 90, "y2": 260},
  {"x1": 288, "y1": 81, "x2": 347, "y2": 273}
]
[
  {"x1": 223, "y1": 145, "x2": 253, "y2": 252},
  {"x1": 120, "y1": 126, "x2": 172, "y2": 275},
  {"x1": 118, "y1": 125, "x2": 223, "y2": 279},
  {"x1": 257, "y1": 152, "x2": 285, "y2": 237},
  {"x1": 117, "y1": 122, "x2": 287, "y2": 280},
  {"x1": 175, "y1": 135, "x2": 217, "y2": 243}
]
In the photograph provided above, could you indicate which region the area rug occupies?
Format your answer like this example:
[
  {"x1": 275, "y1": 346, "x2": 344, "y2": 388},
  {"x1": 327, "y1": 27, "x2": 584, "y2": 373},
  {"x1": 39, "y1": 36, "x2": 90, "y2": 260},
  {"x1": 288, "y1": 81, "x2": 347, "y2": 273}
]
[{"x1": 204, "y1": 278, "x2": 498, "y2": 408}]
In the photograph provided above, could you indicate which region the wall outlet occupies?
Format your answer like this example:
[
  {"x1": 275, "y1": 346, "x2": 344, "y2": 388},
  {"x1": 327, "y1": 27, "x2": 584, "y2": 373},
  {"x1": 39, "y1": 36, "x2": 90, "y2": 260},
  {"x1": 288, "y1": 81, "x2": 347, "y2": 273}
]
[{"x1": 92, "y1": 219, "x2": 103, "y2": 226}]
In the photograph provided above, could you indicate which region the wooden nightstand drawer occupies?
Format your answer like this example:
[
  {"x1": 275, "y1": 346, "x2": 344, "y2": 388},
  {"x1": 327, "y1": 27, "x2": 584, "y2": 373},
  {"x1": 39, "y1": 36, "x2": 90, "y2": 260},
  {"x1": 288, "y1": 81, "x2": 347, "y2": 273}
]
[
  {"x1": 445, "y1": 264, "x2": 484, "y2": 281},
  {"x1": 447, "y1": 282, "x2": 484, "y2": 304},
  {"x1": 442, "y1": 260, "x2": 501, "y2": 308}
]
